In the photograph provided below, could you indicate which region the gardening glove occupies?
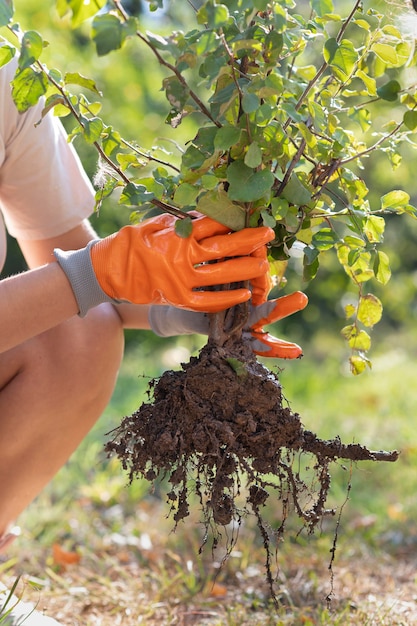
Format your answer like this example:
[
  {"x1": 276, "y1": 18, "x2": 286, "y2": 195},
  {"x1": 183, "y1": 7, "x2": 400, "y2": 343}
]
[
  {"x1": 54, "y1": 213, "x2": 274, "y2": 317},
  {"x1": 149, "y1": 291, "x2": 308, "y2": 359},
  {"x1": 244, "y1": 290, "x2": 308, "y2": 358}
]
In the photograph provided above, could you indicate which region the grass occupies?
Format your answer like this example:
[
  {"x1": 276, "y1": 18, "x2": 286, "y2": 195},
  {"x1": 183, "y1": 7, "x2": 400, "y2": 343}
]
[{"x1": 2, "y1": 327, "x2": 417, "y2": 624}]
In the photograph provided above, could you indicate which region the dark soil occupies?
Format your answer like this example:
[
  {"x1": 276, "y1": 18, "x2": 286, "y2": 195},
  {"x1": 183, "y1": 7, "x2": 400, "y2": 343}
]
[{"x1": 105, "y1": 339, "x2": 398, "y2": 598}]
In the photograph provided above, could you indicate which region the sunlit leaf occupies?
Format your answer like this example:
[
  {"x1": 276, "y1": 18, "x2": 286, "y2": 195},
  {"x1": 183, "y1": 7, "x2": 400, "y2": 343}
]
[
  {"x1": 381, "y1": 189, "x2": 410, "y2": 211},
  {"x1": 0, "y1": 44, "x2": 15, "y2": 69},
  {"x1": 349, "y1": 354, "x2": 371, "y2": 375},
  {"x1": 19, "y1": 31, "x2": 44, "y2": 70},
  {"x1": 357, "y1": 294, "x2": 383, "y2": 327},
  {"x1": 364, "y1": 215, "x2": 385, "y2": 243},
  {"x1": 374, "y1": 250, "x2": 391, "y2": 285},
  {"x1": 345, "y1": 303, "x2": 356, "y2": 319},
  {"x1": 372, "y1": 42, "x2": 398, "y2": 65},
  {"x1": 11, "y1": 67, "x2": 48, "y2": 112},
  {"x1": 324, "y1": 38, "x2": 358, "y2": 79},
  {"x1": 56, "y1": 0, "x2": 106, "y2": 29},
  {"x1": 64, "y1": 72, "x2": 102, "y2": 95},
  {"x1": 312, "y1": 0, "x2": 333, "y2": 17}
]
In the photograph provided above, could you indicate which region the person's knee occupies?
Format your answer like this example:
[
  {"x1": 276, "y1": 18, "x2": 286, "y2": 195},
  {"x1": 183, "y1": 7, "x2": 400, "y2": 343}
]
[
  {"x1": 50, "y1": 303, "x2": 125, "y2": 416},
  {"x1": 17, "y1": 302, "x2": 125, "y2": 420}
]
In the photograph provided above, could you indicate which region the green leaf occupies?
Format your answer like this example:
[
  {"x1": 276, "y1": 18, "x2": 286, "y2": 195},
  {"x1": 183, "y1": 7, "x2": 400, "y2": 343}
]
[
  {"x1": 356, "y1": 69, "x2": 377, "y2": 96},
  {"x1": 38, "y1": 93, "x2": 68, "y2": 121},
  {"x1": 225, "y1": 357, "x2": 248, "y2": 379},
  {"x1": 345, "y1": 303, "x2": 356, "y2": 319},
  {"x1": 19, "y1": 31, "x2": 44, "y2": 70},
  {"x1": 201, "y1": 174, "x2": 218, "y2": 190},
  {"x1": 197, "y1": 189, "x2": 246, "y2": 231},
  {"x1": 261, "y1": 209, "x2": 276, "y2": 228},
  {"x1": 324, "y1": 38, "x2": 357, "y2": 80},
  {"x1": 0, "y1": 44, "x2": 15, "y2": 69},
  {"x1": 175, "y1": 216, "x2": 193, "y2": 238},
  {"x1": 197, "y1": 1, "x2": 230, "y2": 28},
  {"x1": 312, "y1": 0, "x2": 333, "y2": 16},
  {"x1": 374, "y1": 250, "x2": 391, "y2": 285},
  {"x1": 0, "y1": 0, "x2": 13, "y2": 27},
  {"x1": 311, "y1": 228, "x2": 339, "y2": 250},
  {"x1": 79, "y1": 116, "x2": 103, "y2": 143},
  {"x1": 64, "y1": 72, "x2": 102, "y2": 95},
  {"x1": 214, "y1": 126, "x2": 242, "y2": 151},
  {"x1": 11, "y1": 67, "x2": 48, "y2": 112},
  {"x1": 56, "y1": 0, "x2": 106, "y2": 29},
  {"x1": 119, "y1": 182, "x2": 155, "y2": 206},
  {"x1": 242, "y1": 92, "x2": 260, "y2": 113},
  {"x1": 381, "y1": 189, "x2": 410, "y2": 211},
  {"x1": 349, "y1": 354, "x2": 371, "y2": 375},
  {"x1": 372, "y1": 42, "x2": 398, "y2": 65},
  {"x1": 244, "y1": 142, "x2": 262, "y2": 168},
  {"x1": 92, "y1": 14, "x2": 136, "y2": 56},
  {"x1": 364, "y1": 215, "x2": 385, "y2": 243},
  {"x1": 102, "y1": 127, "x2": 122, "y2": 157},
  {"x1": 341, "y1": 326, "x2": 371, "y2": 351},
  {"x1": 281, "y1": 174, "x2": 311, "y2": 206},
  {"x1": 226, "y1": 161, "x2": 274, "y2": 203},
  {"x1": 377, "y1": 80, "x2": 401, "y2": 102},
  {"x1": 403, "y1": 110, "x2": 417, "y2": 131},
  {"x1": 173, "y1": 183, "x2": 199, "y2": 207},
  {"x1": 357, "y1": 294, "x2": 383, "y2": 327}
]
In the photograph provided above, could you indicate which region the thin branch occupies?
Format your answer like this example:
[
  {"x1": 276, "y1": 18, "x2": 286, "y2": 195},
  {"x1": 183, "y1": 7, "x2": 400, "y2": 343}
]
[{"x1": 113, "y1": 0, "x2": 220, "y2": 127}]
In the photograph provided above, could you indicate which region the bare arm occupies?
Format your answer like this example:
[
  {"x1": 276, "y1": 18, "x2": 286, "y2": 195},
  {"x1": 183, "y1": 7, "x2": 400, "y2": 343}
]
[
  {"x1": 0, "y1": 262, "x2": 79, "y2": 353},
  {"x1": 17, "y1": 219, "x2": 152, "y2": 332}
]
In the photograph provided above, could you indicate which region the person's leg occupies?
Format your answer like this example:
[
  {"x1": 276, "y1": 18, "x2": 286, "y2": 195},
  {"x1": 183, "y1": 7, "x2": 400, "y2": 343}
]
[{"x1": 0, "y1": 303, "x2": 124, "y2": 540}]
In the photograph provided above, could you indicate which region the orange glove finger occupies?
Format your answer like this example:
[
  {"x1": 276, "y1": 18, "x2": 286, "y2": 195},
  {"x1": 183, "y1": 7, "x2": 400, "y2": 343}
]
[
  {"x1": 192, "y1": 256, "x2": 269, "y2": 287},
  {"x1": 248, "y1": 244, "x2": 273, "y2": 307},
  {"x1": 250, "y1": 292, "x2": 308, "y2": 330},
  {"x1": 249, "y1": 330, "x2": 304, "y2": 359},
  {"x1": 189, "y1": 214, "x2": 231, "y2": 239},
  {"x1": 195, "y1": 226, "x2": 274, "y2": 263},
  {"x1": 184, "y1": 288, "x2": 252, "y2": 312}
]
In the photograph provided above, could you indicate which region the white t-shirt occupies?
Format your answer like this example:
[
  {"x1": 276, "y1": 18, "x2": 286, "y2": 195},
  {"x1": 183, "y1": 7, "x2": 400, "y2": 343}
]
[{"x1": 0, "y1": 55, "x2": 95, "y2": 272}]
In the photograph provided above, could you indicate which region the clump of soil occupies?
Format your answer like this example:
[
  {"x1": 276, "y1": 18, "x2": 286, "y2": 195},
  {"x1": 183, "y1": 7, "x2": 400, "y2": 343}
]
[{"x1": 105, "y1": 339, "x2": 398, "y2": 598}]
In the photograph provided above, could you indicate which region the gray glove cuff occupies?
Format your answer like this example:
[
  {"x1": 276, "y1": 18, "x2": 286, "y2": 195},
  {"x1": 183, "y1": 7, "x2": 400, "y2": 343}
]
[
  {"x1": 148, "y1": 305, "x2": 209, "y2": 337},
  {"x1": 54, "y1": 241, "x2": 113, "y2": 318}
]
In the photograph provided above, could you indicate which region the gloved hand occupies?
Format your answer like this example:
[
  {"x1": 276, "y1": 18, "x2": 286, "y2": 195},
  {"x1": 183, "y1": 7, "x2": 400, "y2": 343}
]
[
  {"x1": 245, "y1": 291, "x2": 307, "y2": 358},
  {"x1": 149, "y1": 290, "x2": 308, "y2": 359},
  {"x1": 54, "y1": 213, "x2": 274, "y2": 317}
]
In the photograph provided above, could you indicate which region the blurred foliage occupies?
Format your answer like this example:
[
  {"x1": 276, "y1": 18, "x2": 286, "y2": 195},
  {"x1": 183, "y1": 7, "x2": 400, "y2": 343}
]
[{"x1": 2, "y1": 0, "x2": 417, "y2": 358}]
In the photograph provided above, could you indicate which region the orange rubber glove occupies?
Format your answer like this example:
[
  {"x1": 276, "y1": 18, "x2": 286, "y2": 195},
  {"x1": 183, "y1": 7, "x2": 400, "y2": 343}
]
[
  {"x1": 54, "y1": 213, "x2": 274, "y2": 316},
  {"x1": 244, "y1": 291, "x2": 308, "y2": 358},
  {"x1": 149, "y1": 291, "x2": 307, "y2": 358}
]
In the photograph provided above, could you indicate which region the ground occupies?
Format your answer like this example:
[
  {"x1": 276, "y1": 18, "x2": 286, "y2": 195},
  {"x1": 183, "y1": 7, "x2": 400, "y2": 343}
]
[{"x1": 2, "y1": 497, "x2": 417, "y2": 625}]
